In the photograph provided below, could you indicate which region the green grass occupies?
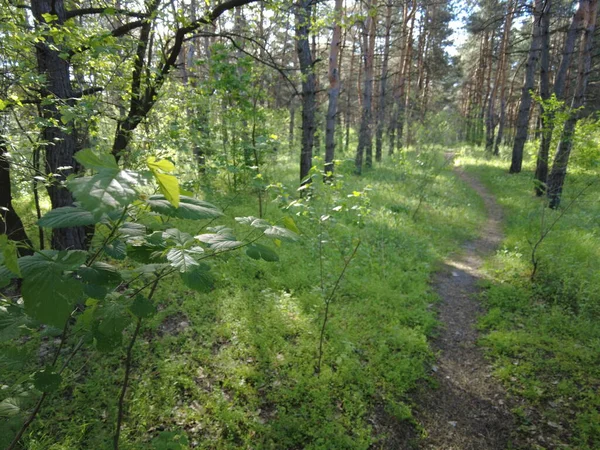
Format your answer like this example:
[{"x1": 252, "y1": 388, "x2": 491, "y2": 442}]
[
  {"x1": 457, "y1": 147, "x2": 600, "y2": 449},
  {"x1": 1, "y1": 147, "x2": 488, "y2": 449}
]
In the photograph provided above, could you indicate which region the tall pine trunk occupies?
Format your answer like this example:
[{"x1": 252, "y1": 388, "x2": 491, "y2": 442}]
[
  {"x1": 325, "y1": 0, "x2": 343, "y2": 175},
  {"x1": 510, "y1": 0, "x2": 544, "y2": 173},
  {"x1": 375, "y1": 4, "x2": 392, "y2": 162},
  {"x1": 547, "y1": 0, "x2": 597, "y2": 208}
]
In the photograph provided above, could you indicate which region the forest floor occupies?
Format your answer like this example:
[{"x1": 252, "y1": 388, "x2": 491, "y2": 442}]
[{"x1": 412, "y1": 161, "x2": 515, "y2": 449}]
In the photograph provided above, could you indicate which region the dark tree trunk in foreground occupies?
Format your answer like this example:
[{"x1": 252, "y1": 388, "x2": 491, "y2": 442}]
[
  {"x1": 547, "y1": 0, "x2": 597, "y2": 208},
  {"x1": 296, "y1": 0, "x2": 316, "y2": 182},
  {"x1": 535, "y1": 0, "x2": 585, "y2": 194},
  {"x1": 325, "y1": 0, "x2": 343, "y2": 176},
  {"x1": 31, "y1": 0, "x2": 88, "y2": 250},
  {"x1": 510, "y1": 0, "x2": 544, "y2": 174},
  {"x1": 355, "y1": 0, "x2": 377, "y2": 174},
  {"x1": 0, "y1": 134, "x2": 33, "y2": 255}
]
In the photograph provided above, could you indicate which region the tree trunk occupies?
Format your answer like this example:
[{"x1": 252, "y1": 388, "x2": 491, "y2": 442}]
[
  {"x1": 547, "y1": 0, "x2": 597, "y2": 208},
  {"x1": 510, "y1": 0, "x2": 544, "y2": 173},
  {"x1": 535, "y1": 0, "x2": 585, "y2": 194},
  {"x1": 296, "y1": 0, "x2": 316, "y2": 182},
  {"x1": 325, "y1": 0, "x2": 343, "y2": 175},
  {"x1": 31, "y1": 0, "x2": 89, "y2": 250},
  {"x1": 375, "y1": 4, "x2": 392, "y2": 162},
  {"x1": 0, "y1": 133, "x2": 33, "y2": 255},
  {"x1": 355, "y1": 0, "x2": 377, "y2": 174}
]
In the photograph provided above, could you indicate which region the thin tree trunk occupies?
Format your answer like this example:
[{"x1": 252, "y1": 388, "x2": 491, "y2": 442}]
[
  {"x1": 296, "y1": 0, "x2": 316, "y2": 182},
  {"x1": 547, "y1": 0, "x2": 597, "y2": 208},
  {"x1": 510, "y1": 0, "x2": 544, "y2": 173},
  {"x1": 535, "y1": 0, "x2": 585, "y2": 194},
  {"x1": 375, "y1": 4, "x2": 392, "y2": 162},
  {"x1": 355, "y1": 0, "x2": 377, "y2": 174},
  {"x1": 325, "y1": 0, "x2": 343, "y2": 175}
]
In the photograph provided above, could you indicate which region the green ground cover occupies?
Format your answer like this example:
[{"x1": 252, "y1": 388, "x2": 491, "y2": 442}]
[{"x1": 1, "y1": 149, "x2": 486, "y2": 449}]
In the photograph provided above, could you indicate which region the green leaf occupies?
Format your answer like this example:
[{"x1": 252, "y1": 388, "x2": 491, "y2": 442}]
[
  {"x1": 163, "y1": 228, "x2": 194, "y2": 246},
  {"x1": 235, "y1": 216, "x2": 270, "y2": 229},
  {"x1": 119, "y1": 222, "x2": 146, "y2": 237},
  {"x1": 0, "y1": 305, "x2": 30, "y2": 341},
  {"x1": 146, "y1": 195, "x2": 222, "y2": 220},
  {"x1": 93, "y1": 298, "x2": 131, "y2": 349},
  {"x1": 245, "y1": 244, "x2": 279, "y2": 262},
  {"x1": 0, "y1": 237, "x2": 20, "y2": 276},
  {"x1": 78, "y1": 262, "x2": 122, "y2": 285},
  {"x1": 38, "y1": 206, "x2": 98, "y2": 228},
  {"x1": 148, "y1": 157, "x2": 179, "y2": 208},
  {"x1": 84, "y1": 283, "x2": 108, "y2": 300},
  {"x1": 130, "y1": 295, "x2": 155, "y2": 318},
  {"x1": 195, "y1": 233, "x2": 243, "y2": 251},
  {"x1": 22, "y1": 274, "x2": 83, "y2": 327},
  {"x1": 166, "y1": 246, "x2": 204, "y2": 272},
  {"x1": 180, "y1": 264, "x2": 214, "y2": 293},
  {"x1": 151, "y1": 430, "x2": 189, "y2": 450},
  {"x1": 69, "y1": 169, "x2": 140, "y2": 217},
  {"x1": 0, "y1": 398, "x2": 21, "y2": 417},
  {"x1": 74, "y1": 149, "x2": 119, "y2": 171},
  {"x1": 0, "y1": 265, "x2": 14, "y2": 288},
  {"x1": 104, "y1": 239, "x2": 126, "y2": 260},
  {"x1": 33, "y1": 368, "x2": 62, "y2": 393},
  {"x1": 283, "y1": 216, "x2": 300, "y2": 234},
  {"x1": 18, "y1": 250, "x2": 87, "y2": 276},
  {"x1": 264, "y1": 225, "x2": 299, "y2": 242}
]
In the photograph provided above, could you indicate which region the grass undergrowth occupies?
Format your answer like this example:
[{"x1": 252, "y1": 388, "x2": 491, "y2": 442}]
[
  {"x1": 457, "y1": 147, "x2": 600, "y2": 449},
  {"x1": 2, "y1": 147, "x2": 487, "y2": 449}
]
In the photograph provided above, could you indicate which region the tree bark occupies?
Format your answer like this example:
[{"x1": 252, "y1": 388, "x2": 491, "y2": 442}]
[
  {"x1": 296, "y1": 0, "x2": 316, "y2": 182},
  {"x1": 547, "y1": 0, "x2": 597, "y2": 208},
  {"x1": 325, "y1": 0, "x2": 343, "y2": 175},
  {"x1": 355, "y1": 0, "x2": 377, "y2": 174},
  {"x1": 510, "y1": 0, "x2": 544, "y2": 174},
  {"x1": 535, "y1": 0, "x2": 585, "y2": 194},
  {"x1": 31, "y1": 0, "x2": 89, "y2": 250},
  {"x1": 375, "y1": 4, "x2": 392, "y2": 162}
]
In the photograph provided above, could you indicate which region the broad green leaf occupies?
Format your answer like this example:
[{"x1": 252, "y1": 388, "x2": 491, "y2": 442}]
[
  {"x1": 0, "y1": 305, "x2": 30, "y2": 341},
  {"x1": 130, "y1": 295, "x2": 155, "y2": 318},
  {"x1": 264, "y1": 225, "x2": 299, "y2": 242},
  {"x1": 22, "y1": 274, "x2": 84, "y2": 327},
  {"x1": 84, "y1": 283, "x2": 108, "y2": 300},
  {"x1": 38, "y1": 206, "x2": 97, "y2": 228},
  {"x1": 283, "y1": 216, "x2": 300, "y2": 234},
  {"x1": 1, "y1": 238, "x2": 20, "y2": 276},
  {"x1": 33, "y1": 368, "x2": 62, "y2": 392},
  {"x1": 163, "y1": 228, "x2": 194, "y2": 246},
  {"x1": 94, "y1": 298, "x2": 131, "y2": 349},
  {"x1": 74, "y1": 149, "x2": 118, "y2": 171},
  {"x1": 126, "y1": 245, "x2": 158, "y2": 263},
  {"x1": 0, "y1": 347, "x2": 29, "y2": 370},
  {"x1": 119, "y1": 222, "x2": 146, "y2": 237},
  {"x1": 0, "y1": 265, "x2": 13, "y2": 288},
  {"x1": 18, "y1": 250, "x2": 87, "y2": 276},
  {"x1": 0, "y1": 398, "x2": 21, "y2": 417},
  {"x1": 195, "y1": 233, "x2": 243, "y2": 251},
  {"x1": 69, "y1": 169, "x2": 139, "y2": 217},
  {"x1": 105, "y1": 239, "x2": 126, "y2": 260},
  {"x1": 148, "y1": 157, "x2": 179, "y2": 208},
  {"x1": 180, "y1": 264, "x2": 214, "y2": 293},
  {"x1": 146, "y1": 195, "x2": 222, "y2": 220},
  {"x1": 151, "y1": 430, "x2": 189, "y2": 450},
  {"x1": 78, "y1": 262, "x2": 121, "y2": 285},
  {"x1": 235, "y1": 216, "x2": 270, "y2": 229},
  {"x1": 245, "y1": 244, "x2": 279, "y2": 262},
  {"x1": 166, "y1": 246, "x2": 204, "y2": 272}
]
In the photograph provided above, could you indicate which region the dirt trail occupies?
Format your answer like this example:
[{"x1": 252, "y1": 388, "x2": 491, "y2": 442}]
[{"x1": 413, "y1": 163, "x2": 514, "y2": 449}]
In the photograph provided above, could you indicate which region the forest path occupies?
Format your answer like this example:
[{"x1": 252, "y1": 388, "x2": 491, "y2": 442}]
[{"x1": 412, "y1": 161, "x2": 514, "y2": 449}]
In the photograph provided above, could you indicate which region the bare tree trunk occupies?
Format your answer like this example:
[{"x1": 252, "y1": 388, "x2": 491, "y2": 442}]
[
  {"x1": 296, "y1": 0, "x2": 316, "y2": 182},
  {"x1": 535, "y1": 0, "x2": 585, "y2": 194},
  {"x1": 355, "y1": 0, "x2": 377, "y2": 174},
  {"x1": 325, "y1": 0, "x2": 343, "y2": 175},
  {"x1": 510, "y1": 0, "x2": 544, "y2": 174},
  {"x1": 31, "y1": 0, "x2": 89, "y2": 250},
  {"x1": 375, "y1": 4, "x2": 392, "y2": 163},
  {"x1": 547, "y1": 0, "x2": 597, "y2": 208}
]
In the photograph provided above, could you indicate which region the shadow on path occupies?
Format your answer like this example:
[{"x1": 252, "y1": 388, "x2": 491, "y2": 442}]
[{"x1": 412, "y1": 163, "x2": 514, "y2": 449}]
